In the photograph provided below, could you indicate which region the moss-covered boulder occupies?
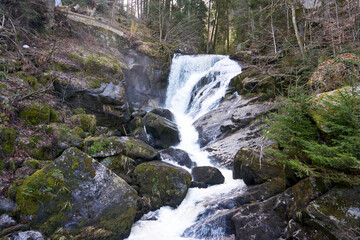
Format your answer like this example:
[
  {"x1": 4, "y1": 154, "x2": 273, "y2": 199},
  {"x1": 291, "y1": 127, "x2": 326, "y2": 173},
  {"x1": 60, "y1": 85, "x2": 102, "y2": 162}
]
[
  {"x1": 83, "y1": 136, "x2": 159, "y2": 161},
  {"x1": 101, "y1": 154, "x2": 136, "y2": 184},
  {"x1": 20, "y1": 104, "x2": 59, "y2": 125},
  {"x1": 309, "y1": 86, "x2": 360, "y2": 134},
  {"x1": 143, "y1": 112, "x2": 180, "y2": 149},
  {"x1": 0, "y1": 127, "x2": 16, "y2": 156},
  {"x1": 308, "y1": 53, "x2": 360, "y2": 93},
  {"x1": 233, "y1": 147, "x2": 283, "y2": 185},
  {"x1": 50, "y1": 123, "x2": 84, "y2": 155},
  {"x1": 72, "y1": 114, "x2": 97, "y2": 134},
  {"x1": 15, "y1": 147, "x2": 138, "y2": 239},
  {"x1": 228, "y1": 67, "x2": 274, "y2": 96},
  {"x1": 303, "y1": 185, "x2": 360, "y2": 240},
  {"x1": 134, "y1": 161, "x2": 192, "y2": 210}
]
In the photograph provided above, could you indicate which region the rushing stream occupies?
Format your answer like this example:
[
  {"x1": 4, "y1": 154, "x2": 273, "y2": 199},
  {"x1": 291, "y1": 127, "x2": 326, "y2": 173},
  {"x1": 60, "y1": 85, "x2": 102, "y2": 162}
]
[{"x1": 127, "y1": 54, "x2": 245, "y2": 240}]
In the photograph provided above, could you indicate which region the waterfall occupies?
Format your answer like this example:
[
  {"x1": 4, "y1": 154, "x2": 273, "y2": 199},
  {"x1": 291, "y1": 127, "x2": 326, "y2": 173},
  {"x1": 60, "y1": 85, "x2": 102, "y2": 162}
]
[
  {"x1": 55, "y1": 0, "x2": 62, "y2": 6},
  {"x1": 127, "y1": 54, "x2": 245, "y2": 240}
]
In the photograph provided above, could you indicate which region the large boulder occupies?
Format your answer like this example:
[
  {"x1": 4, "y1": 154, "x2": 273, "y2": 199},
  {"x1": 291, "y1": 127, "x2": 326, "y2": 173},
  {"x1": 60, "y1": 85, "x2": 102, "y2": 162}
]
[
  {"x1": 191, "y1": 166, "x2": 225, "y2": 185},
  {"x1": 15, "y1": 147, "x2": 138, "y2": 239},
  {"x1": 308, "y1": 53, "x2": 360, "y2": 93},
  {"x1": 133, "y1": 161, "x2": 192, "y2": 210},
  {"x1": 143, "y1": 112, "x2": 180, "y2": 149},
  {"x1": 309, "y1": 86, "x2": 360, "y2": 134},
  {"x1": 160, "y1": 148, "x2": 196, "y2": 168},
  {"x1": 303, "y1": 186, "x2": 360, "y2": 240},
  {"x1": 231, "y1": 177, "x2": 334, "y2": 240},
  {"x1": 233, "y1": 147, "x2": 283, "y2": 185},
  {"x1": 149, "y1": 108, "x2": 175, "y2": 121},
  {"x1": 83, "y1": 136, "x2": 159, "y2": 161}
]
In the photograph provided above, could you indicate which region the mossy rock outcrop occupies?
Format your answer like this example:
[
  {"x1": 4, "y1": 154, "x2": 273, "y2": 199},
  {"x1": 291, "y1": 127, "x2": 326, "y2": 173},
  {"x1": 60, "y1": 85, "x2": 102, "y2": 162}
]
[
  {"x1": 83, "y1": 136, "x2": 159, "y2": 161},
  {"x1": 233, "y1": 147, "x2": 283, "y2": 185},
  {"x1": 303, "y1": 185, "x2": 360, "y2": 240},
  {"x1": 20, "y1": 104, "x2": 59, "y2": 125},
  {"x1": 134, "y1": 161, "x2": 192, "y2": 210},
  {"x1": 15, "y1": 147, "x2": 138, "y2": 239},
  {"x1": 143, "y1": 112, "x2": 180, "y2": 149}
]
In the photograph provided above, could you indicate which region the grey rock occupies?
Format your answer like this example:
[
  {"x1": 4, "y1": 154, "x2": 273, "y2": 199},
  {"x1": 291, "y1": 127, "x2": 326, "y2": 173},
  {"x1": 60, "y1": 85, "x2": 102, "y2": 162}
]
[
  {"x1": 192, "y1": 166, "x2": 225, "y2": 185},
  {"x1": 193, "y1": 94, "x2": 274, "y2": 168},
  {"x1": 143, "y1": 112, "x2": 180, "y2": 149},
  {"x1": 54, "y1": 81, "x2": 130, "y2": 128},
  {"x1": 0, "y1": 198, "x2": 16, "y2": 213},
  {"x1": 83, "y1": 136, "x2": 159, "y2": 160},
  {"x1": 12, "y1": 231, "x2": 44, "y2": 240},
  {"x1": 123, "y1": 51, "x2": 168, "y2": 110},
  {"x1": 0, "y1": 214, "x2": 16, "y2": 230},
  {"x1": 149, "y1": 108, "x2": 175, "y2": 121},
  {"x1": 160, "y1": 148, "x2": 196, "y2": 168},
  {"x1": 134, "y1": 161, "x2": 192, "y2": 210},
  {"x1": 233, "y1": 147, "x2": 283, "y2": 185},
  {"x1": 15, "y1": 147, "x2": 138, "y2": 239},
  {"x1": 303, "y1": 186, "x2": 360, "y2": 240}
]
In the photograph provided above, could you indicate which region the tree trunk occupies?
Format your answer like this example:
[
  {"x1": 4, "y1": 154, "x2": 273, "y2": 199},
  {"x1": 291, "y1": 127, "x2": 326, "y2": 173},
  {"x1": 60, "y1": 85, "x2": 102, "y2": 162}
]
[
  {"x1": 287, "y1": 0, "x2": 304, "y2": 58},
  {"x1": 271, "y1": 0, "x2": 277, "y2": 54},
  {"x1": 206, "y1": 0, "x2": 211, "y2": 53}
]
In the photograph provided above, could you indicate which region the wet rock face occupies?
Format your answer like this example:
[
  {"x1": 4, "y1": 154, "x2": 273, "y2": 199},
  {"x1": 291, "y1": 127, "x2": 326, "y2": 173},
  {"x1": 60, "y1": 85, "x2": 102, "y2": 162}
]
[
  {"x1": 123, "y1": 51, "x2": 168, "y2": 110},
  {"x1": 191, "y1": 166, "x2": 225, "y2": 185},
  {"x1": 133, "y1": 161, "x2": 192, "y2": 210},
  {"x1": 15, "y1": 147, "x2": 138, "y2": 239},
  {"x1": 193, "y1": 94, "x2": 274, "y2": 168},
  {"x1": 160, "y1": 147, "x2": 196, "y2": 168},
  {"x1": 143, "y1": 112, "x2": 180, "y2": 149}
]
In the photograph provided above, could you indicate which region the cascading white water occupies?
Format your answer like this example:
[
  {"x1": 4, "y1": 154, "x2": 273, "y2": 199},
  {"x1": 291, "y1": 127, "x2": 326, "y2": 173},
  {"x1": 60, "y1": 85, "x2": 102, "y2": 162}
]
[{"x1": 126, "y1": 54, "x2": 245, "y2": 240}]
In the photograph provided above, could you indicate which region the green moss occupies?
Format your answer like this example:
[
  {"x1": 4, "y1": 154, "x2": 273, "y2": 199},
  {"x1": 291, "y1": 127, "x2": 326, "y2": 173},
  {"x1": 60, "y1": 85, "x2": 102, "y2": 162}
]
[
  {"x1": 15, "y1": 168, "x2": 69, "y2": 216},
  {"x1": 88, "y1": 77, "x2": 110, "y2": 89},
  {"x1": 73, "y1": 108, "x2": 86, "y2": 115},
  {"x1": 98, "y1": 207, "x2": 136, "y2": 239},
  {"x1": 50, "y1": 109, "x2": 60, "y2": 123},
  {"x1": 25, "y1": 75, "x2": 38, "y2": 88},
  {"x1": 0, "y1": 127, "x2": 16, "y2": 156},
  {"x1": 72, "y1": 127, "x2": 85, "y2": 139},
  {"x1": 88, "y1": 140, "x2": 109, "y2": 156},
  {"x1": 20, "y1": 104, "x2": 51, "y2": 125},
  {"x1": 67, "y1": 53, "x2": 85, "y2": 63},
  {"x1": 32, "y1": 145, "x2": 54, "y2": 160},
  {"x1": 72, "y1": 114, "x2": 96, "y2": 133},
  {"x1": 24, "y1": 159, "x2": 40, "y2": 168},
  {"x1": 0, "y1": 83, "x2": 7, "y2": 89}
]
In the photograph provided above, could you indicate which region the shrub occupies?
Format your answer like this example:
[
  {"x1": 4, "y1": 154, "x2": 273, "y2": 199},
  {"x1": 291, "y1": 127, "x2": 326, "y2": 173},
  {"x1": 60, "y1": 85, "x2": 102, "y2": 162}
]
[{"x1": 265, "y1": 86, "x2": 360, "y2": 184}]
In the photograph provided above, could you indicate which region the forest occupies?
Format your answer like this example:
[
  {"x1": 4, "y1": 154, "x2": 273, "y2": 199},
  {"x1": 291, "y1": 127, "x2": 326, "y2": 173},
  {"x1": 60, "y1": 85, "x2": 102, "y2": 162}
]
[{"x1": 0, "y1": 0, "x2": 359, "y2": 240}]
